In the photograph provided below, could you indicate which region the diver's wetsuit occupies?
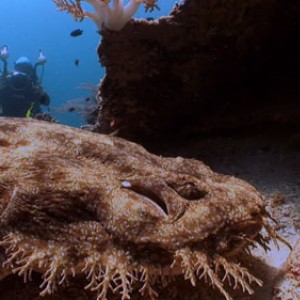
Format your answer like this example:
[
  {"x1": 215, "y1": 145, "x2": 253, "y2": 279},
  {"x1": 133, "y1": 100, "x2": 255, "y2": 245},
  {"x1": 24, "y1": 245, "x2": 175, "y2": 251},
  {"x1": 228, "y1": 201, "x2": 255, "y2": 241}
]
[{"x1": 0, "y1": 72, "x2": 49, "y2": 117}]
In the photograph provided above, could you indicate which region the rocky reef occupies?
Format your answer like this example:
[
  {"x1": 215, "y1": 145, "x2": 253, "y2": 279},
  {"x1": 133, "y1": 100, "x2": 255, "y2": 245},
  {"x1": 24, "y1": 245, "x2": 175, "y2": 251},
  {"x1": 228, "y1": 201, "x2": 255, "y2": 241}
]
[{"x1": 96, "y1": 0, "x2": 300, "y2": 145}]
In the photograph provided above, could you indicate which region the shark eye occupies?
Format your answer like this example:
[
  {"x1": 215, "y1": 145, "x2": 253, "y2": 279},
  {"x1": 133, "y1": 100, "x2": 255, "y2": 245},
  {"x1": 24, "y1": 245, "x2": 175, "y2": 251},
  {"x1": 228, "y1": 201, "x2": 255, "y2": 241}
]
[{"x1": 167, "y1": 182, "x2": 207, "y2": 200}]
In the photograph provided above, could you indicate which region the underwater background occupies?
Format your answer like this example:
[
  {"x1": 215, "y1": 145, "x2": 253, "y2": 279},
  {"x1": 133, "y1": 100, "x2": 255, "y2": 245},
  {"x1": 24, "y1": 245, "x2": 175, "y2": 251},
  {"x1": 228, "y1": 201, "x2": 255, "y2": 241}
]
[{"x1": 0, "y1": 0, "x2": 177, "y2": 127}]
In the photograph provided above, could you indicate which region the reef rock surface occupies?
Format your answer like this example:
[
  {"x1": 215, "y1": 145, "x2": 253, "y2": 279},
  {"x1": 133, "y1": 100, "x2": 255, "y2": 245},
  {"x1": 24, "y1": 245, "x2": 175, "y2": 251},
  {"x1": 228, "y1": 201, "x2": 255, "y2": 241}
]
[{"x1": 96, "y1": 0, "x2": 300, "y2": 144}]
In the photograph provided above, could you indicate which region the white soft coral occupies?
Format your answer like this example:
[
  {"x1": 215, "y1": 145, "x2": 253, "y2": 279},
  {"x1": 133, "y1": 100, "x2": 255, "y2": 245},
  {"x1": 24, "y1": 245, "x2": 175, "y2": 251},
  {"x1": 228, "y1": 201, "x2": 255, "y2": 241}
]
[
  {"x1": 53, "y1": 0, "x2": 160, "y2": 32},
  {"x1": 84, "y1": 0, "x2": 142, "y2": 31}
]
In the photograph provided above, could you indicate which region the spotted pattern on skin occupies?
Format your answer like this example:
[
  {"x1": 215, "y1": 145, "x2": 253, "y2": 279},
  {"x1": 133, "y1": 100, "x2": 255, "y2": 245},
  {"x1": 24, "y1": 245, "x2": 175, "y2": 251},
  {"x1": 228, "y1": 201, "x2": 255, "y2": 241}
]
[{"x1": 0, "y1": 117, "x2": 290, "y2": 300}]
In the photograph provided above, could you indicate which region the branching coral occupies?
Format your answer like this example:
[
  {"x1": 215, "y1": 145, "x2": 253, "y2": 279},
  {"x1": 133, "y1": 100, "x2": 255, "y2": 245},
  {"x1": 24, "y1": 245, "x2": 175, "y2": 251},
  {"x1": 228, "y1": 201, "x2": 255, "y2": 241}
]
[{"x1": 52, "y1": 0, "x2": 160, "y2": 31}]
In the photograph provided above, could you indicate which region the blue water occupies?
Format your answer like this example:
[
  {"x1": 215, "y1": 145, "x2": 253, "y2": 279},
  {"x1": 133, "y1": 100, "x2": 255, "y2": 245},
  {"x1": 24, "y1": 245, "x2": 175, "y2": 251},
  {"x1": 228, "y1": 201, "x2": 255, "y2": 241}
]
[{"x1": 0, "y1": 0, "x2": 177, "y2": 127}]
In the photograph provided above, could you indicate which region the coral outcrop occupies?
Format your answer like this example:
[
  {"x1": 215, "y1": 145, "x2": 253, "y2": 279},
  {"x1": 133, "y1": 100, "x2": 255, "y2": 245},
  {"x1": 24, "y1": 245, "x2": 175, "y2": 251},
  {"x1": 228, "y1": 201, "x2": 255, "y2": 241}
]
[{"x1": 94, "y1": 0, "x2": 300, "y2": 144}]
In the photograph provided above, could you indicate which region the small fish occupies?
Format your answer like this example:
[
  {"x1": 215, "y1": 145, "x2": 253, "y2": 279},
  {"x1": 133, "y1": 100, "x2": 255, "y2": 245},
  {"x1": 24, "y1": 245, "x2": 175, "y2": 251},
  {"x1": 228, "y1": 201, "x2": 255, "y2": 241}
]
[
  {"x1": 74, "y1": 59, "x2": 80, "y2": 66},
  {"x1": 70, "y1": 29, "x2": 83, "y2": 37}
]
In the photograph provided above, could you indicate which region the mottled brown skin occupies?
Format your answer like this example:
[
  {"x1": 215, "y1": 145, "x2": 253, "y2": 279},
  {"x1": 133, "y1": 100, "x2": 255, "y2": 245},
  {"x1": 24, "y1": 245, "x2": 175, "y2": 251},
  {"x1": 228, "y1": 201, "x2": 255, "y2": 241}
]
[{"x1": 0, "y1": 118, "x2": 287, "y2": 300}]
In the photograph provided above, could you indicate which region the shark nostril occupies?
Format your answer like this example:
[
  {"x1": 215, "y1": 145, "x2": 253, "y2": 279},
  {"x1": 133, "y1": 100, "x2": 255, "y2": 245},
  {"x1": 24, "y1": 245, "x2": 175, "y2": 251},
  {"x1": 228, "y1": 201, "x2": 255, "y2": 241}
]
[{"x1": 167, "y1": 182, "x2": 207, "y2": 200}]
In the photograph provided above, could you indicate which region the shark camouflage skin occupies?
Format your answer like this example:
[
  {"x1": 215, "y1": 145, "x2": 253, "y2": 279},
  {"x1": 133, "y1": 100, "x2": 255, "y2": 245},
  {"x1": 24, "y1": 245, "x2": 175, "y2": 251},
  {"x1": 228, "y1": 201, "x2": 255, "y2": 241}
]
[{"x1": 0, "y1": 118, "x2": 289, "y2": 300}]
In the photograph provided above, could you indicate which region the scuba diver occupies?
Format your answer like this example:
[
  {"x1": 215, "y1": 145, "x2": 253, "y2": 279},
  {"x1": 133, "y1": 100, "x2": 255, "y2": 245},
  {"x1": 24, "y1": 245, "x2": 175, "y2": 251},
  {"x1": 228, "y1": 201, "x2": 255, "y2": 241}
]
[{"x1": 0, "y1": 45, "x2": 50, "y2": 117}]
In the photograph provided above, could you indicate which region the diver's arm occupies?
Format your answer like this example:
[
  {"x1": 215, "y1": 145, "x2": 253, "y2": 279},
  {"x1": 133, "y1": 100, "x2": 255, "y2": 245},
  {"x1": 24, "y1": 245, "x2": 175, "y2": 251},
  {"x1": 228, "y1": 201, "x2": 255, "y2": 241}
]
[
  {"x1": 0, "y1": 45, "x2": 9, "y2": 77},
  {"x1": 0, "y1": 59, "x2": 8, "y2": 77},
  {"x1": 32, "y1": 63, "x2": 41, "y2": 83},
  {"x1": 0, "y1": 60, "x2": 8, "y2": 90}
]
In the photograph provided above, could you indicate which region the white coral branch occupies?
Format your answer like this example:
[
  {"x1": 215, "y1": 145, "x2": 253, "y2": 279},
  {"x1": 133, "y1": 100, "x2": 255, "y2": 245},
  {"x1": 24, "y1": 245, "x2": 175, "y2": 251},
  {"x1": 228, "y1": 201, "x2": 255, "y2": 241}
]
[
  {"x1": 84, "y1": 0, "x2": 142, "y2": 31},
  {"x1": 53, "y1": 0, "x2": 160, "y2": 31}
]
